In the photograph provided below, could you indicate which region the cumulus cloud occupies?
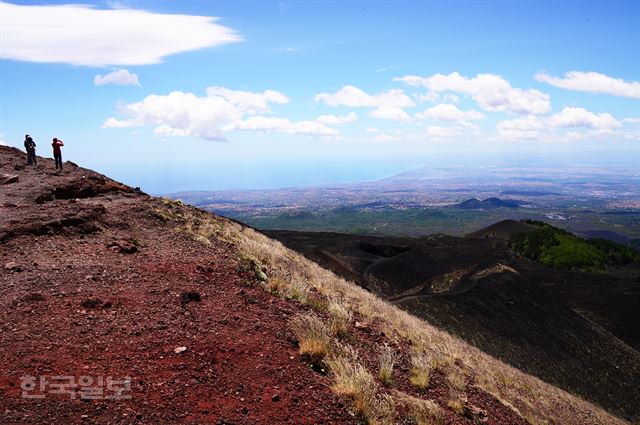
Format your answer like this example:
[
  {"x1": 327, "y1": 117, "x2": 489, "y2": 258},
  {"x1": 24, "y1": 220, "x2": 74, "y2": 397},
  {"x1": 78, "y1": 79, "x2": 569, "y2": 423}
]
[
  {"x1": 317, "y1": 112, "x2": 358, "y2": 125},
  {"x1": 102, "y1": 87, "x2": 340, "y2": 140},
  {"x1": 224, "y1": 116, "x2": 338, "y2": 137},
  {"x1": 205, "y1": 87, "x2": 289, "y2": 113},
  {"x1": 549, "y1": 107, "x2": 621, "y2": 129},
  {"x1": 1, "y1": 2, "x2": 241, "y2": 66},
  {"x1": 370, "y1": 106, "x2": 412, "y2": 122},
  {"x1": 415, "y1": 104, "x2": 485, "y2": 121},
  {"x1": 535, "y1": 71, "x2": 640, "y2": 99},
  {"x1": 94, "y1": 69, "x2": 140, "y2": 86},
  {"x1": 565, "y1": 128, "x2": 637, "y2": 141},
  {"x1": 622, "y1": 117, "x2": 640, "y2": 124},
  {"x1": 496, "y1": 116, "x2": 544, "y2": 141},
  {"x1": 314, "y1": 85, "x2": 415, "y2": 108},
  {"x1": 426, "y1": 126, "x2": 461, "y2": 139},
  {"x1": 314, "y1": 85, "x2": 414, "y2": 122},
  {"x1": 372, "y1": 134, "x2": 400, "y2": 143},
  {"x1": 395, "y1": 72, "x2": 551, "y2": 114}
]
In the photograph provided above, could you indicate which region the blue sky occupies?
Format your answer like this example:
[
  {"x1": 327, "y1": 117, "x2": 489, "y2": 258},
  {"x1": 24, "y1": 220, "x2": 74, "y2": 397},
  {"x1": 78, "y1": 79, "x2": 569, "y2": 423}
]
[{"x1": 1, "y1": 0, "x2": 638, "y2": 193}]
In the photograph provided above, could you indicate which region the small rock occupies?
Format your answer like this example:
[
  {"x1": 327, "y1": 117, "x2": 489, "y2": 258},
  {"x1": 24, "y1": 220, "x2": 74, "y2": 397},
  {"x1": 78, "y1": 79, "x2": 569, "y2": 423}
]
[
  {"x1": 0, "y1": 174, "x2": 18, "y2": 185},
  {"x1": 107, "y1": 240, "x2": 138, "y2": 254},
  {"x1": 4, "y1": 262, "x2": 21, "y2": 272},
  {"x1": 463, "y1": 404, "x2": 488, "y2": 423},
  {"x1": 81, "y1": 298, "x2": 103, "y2": 309},
  {"x1": 355, "y1": 321, "x2": 369, "y2": 329},
  {"x1": 174, "y1": 346, "x2": 187, "y2": 354},
  {"x1": 180, "y1": 291, "x2": 201, "y2": 304}
]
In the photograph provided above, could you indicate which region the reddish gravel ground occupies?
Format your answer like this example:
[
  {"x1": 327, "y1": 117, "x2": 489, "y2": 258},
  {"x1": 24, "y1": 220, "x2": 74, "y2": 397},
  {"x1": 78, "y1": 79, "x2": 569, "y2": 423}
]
[
  {"x1": 0, "y1": 146, "x2": 527, "y2": 424},
  {"x1": 0, "y1": 147, "x2": 352, "y2": 424}
]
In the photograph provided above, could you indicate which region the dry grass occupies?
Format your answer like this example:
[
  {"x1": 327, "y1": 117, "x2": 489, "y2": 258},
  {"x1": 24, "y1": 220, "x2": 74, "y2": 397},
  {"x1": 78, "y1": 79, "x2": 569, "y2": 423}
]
[
  {"x1": 289, "y1": 314, "x2": 332, "y2": 362},
  {"x1": 394, "y1": 391, "x2": 444, "y2": 425},
  {"x1": 265, "y1": 276, "x2": 286, "y2": 294},
  {"x1": 157, "y1": 201, "x2": 628, "y2": 425},
  {"x1": 328, "y1": 299, "x2": 352, "y2": 336},
  {"x1": 325, "y1": 347, "x2": 379, "y2": 419},
  {"x1": 447, "y1": 369, "x2": 466, "y2": 392},
  {"x1": 447, "y1": 398, "x2": 464, "y2": 415},
  {"x1": 378, "y1": 344, "x2": 396, "y2": 385},
  {"x1": 283, "y1": 278, "x2": 310, "y2": 303},
  {"x1": 366, "y1": 393, "x2": 396, "y2": 425},
  {"x1": 410, "y1": 354, "x2": 432, "y2": 389}
]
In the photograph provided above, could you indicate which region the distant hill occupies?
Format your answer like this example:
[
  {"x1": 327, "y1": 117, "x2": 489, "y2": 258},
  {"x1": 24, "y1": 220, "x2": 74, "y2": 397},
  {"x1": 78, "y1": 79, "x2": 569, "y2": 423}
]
[{"x1": 455, "y1": 197, "x2": 522, "y2": 209}]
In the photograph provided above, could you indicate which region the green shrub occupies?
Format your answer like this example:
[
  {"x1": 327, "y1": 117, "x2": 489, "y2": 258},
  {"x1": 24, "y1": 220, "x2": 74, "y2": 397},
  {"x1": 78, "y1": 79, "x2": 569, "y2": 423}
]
[{"x1": 511, "y1": 222, "x2": 640, "y2": 271}]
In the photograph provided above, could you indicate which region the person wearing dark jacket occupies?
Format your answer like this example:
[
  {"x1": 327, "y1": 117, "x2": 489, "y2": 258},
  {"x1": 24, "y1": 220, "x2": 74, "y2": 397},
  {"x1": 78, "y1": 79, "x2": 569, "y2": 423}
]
[
  {"x1": 24, "y1": 134, "x2": 37, "y2": 165},
  {"x1": 52, "y1": 138, "x2": 64, "y2": 170}
]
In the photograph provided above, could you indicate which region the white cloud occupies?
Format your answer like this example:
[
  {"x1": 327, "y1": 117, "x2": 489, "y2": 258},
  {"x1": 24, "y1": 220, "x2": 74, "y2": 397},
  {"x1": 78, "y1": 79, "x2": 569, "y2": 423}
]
[
  {"x1": 225, "y1": 116, "x2": 338, "y2": 137},
  {"x1": 365, "y1": 127, "x2": 379, "y2": 133},
  {"x1": 549, "y1": 107, "x2": 621, "y2": 129},
  {"x1": 566, "y1": 131, "x2": 586, "y2": 141},
  {"x1": 535, "y1": 71, "x2": 640, "y2": 99},
  {"x1": 205, "y1": 87, "x2": 289, "y2": 113},
  {"x1": 372, "y1": 134, "x2": 399, "y2": 143},
  {"x1": 314, "y1": 85, "x2": 415, "y2": 108},
  {"x1": 94, "y1": 69, "x2": 140, "y2": 86},
  {"x1": 370, "y1": 106, "x2": 412, "y2": 122},
  {"x1": 426, "y1": 126, "x2": 461, "y2": 138},
  {"x1": 565, "y1": 128, "x2": 637, "y2": 141},
  {"x1": 443, "y1": 94, "x2": 459, "y2": 104},
  {"x1": 415, "y1": 104, "x2": 485, "y2": 121},
  {"x1": 102, "y1": 117, "x2": 139, "y2": 128},
  {"x1": 622, "y1": 118, "x2": 640, "y2": 124},
  {"x1": 317, "y1": 112, "x2": 358, "y2": 125},
  {"x1": 314, "y1": 85, "x2": 416, "y2": 122},
  {"x1": 102, "y1": 87, "x2": 336, "y2": 140},
  {"x1": 496, "y1": 116, "x2": 544, "y2": 141},
  {"x1": 1, "y1": 2, "x2": 241, "y2": 66},
  {"x1": 395, "y1": 72, "x2": 551, "y2": 114},
  {"x1": 417, "y1": 91, "x2": 440, "y2": 103}
]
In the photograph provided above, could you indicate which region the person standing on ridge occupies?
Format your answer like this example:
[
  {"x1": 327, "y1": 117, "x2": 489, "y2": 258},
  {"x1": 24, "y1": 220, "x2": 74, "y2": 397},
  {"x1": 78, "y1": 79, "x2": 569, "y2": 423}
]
[
  {"x1": 24, "y1": 134, "x2": 37, "y2": 165},
  {"x1": 52, "y1": 137, "x2": 64, "y2": 170}
]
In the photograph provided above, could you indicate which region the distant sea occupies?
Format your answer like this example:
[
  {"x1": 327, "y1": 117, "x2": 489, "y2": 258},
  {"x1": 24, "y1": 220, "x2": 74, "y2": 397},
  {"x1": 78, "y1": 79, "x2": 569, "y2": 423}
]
[
  {"x1": 101, "y1": 160, "x2": 426, "y2": 195},
  {"x1": 96, "y1": 150, "x2": 639, "y2": 196}
]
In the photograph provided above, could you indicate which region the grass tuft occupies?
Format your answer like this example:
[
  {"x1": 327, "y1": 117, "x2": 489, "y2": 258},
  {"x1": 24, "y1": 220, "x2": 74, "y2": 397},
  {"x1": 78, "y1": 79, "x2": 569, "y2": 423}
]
[
  {"x1": 328, "y1": 299, "x2": 352, "y2": 336},
  {"x1": 410, "y1": 354, "x2": 432, "y2": 389},
  {"x1": 289, "y1": 314, "x2": 332, "y2": 362},
  {"x1": 378, "y1": 344, "x2": 396, "y2": 385},
  {"x1": 326, "y1": 347, "x2": 378, "y2": 419},
  {"x1": 447, "y1": 370, "x2": 466, "y2": 391},
  {"x1": 447, "y1": 398, "x2": 464, "y2": 415},
  {"x1": 394, "y1": 391, "x2": 444, "y2": 425}
]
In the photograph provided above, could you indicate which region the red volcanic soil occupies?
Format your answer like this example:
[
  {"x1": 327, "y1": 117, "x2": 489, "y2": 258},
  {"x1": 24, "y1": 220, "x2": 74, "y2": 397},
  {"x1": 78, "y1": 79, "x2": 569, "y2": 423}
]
[
  {"x1": 0, "y1": 146, "x2": 526, "y2": 424},
  {"x1": 0, "y1": 148, "x2": 351, "y2": 424}
]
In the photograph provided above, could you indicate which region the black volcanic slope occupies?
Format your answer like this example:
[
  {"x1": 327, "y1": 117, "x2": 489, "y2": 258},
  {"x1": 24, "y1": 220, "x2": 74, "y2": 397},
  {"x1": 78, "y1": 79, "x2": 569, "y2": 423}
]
[{"x1": 264, "y1": 223, "x2": 640, "y2": 422}]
